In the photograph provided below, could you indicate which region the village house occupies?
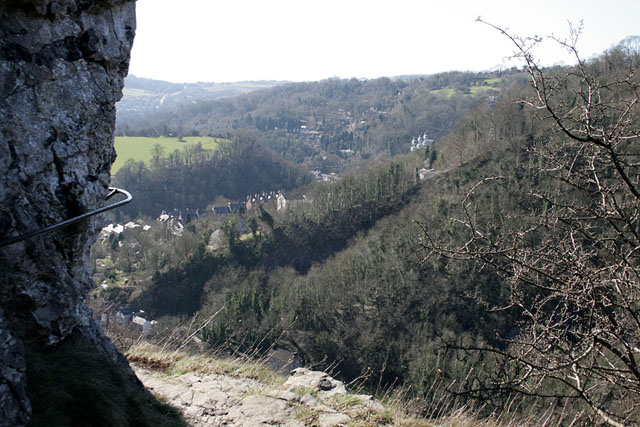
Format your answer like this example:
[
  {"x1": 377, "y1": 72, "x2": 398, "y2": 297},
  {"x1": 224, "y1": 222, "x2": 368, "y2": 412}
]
[
  {"x1": 131, "y1": 310, "x2": 158, "y2": 335},
  {"x1": 212, "y1": 202, "x2": 243, "y2": 216},
  {"x1": 276, "y1": 193, "x2": 287, "y2": 211},
  {"x1": 108, "y1": 306, "x2": 158, "y2": 335},
  {"x1": 115, "y1": 305, "x2": 139, "y2": 325},
  {"x1": 157, "y1": 210, "x2": 171, "y2": 222}
]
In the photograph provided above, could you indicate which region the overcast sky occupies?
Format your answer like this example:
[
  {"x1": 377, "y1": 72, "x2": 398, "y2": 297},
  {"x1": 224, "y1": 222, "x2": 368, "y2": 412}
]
[{"x1": 128, "y1": 0, "x2": 640, "y2": 83}]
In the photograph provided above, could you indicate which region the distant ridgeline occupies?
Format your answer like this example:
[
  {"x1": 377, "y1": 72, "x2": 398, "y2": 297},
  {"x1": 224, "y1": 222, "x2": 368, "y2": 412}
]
[{"x1": 116, "y1": 75, "x2": 282, "y2": 128}]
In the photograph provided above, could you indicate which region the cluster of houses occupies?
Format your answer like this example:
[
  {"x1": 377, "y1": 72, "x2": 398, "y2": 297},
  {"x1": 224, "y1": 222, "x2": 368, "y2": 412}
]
[
  {"x1": 298, "y1": 123, "x2": 323, "y2": 140},
  {"x1": 158, "y1": 207, "x2": 204, "y2": 222},
  {"x1": 100, "y1": 191, "x2": 296, "y2": 243},
  {"x1": 96, "y1": 194, "x2": 305, "y2": 339},
  {"x1": 211, "y1": 191, "x2": 288, "y2": 216},
  {"x1": 100, "y1": 221, "x2": 151, "y2": 241},
  {"x1": 410, "y1": 133, "x2": 435, "y2": 152},
  {"x1": 100, "y1": 210, "x2": 189, "y2": 241}
]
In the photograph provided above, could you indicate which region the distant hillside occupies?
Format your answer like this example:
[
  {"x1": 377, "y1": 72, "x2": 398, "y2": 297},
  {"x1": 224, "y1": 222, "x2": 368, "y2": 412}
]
[
  {"x1": 116, "y1": 75, "x2": 284, "y2": 130},
  {"x1": 115, "y1": 70, "x2": 528, "y2": 173},
  {"x1": 124, "y1": 75, "x2": 185, "y2": 93}
]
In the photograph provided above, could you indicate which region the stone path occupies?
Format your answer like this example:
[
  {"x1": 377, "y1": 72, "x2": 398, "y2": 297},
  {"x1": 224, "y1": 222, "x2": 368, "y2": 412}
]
[{"x1": 133, "y1": 366, "x2": 385, "y2": 427}]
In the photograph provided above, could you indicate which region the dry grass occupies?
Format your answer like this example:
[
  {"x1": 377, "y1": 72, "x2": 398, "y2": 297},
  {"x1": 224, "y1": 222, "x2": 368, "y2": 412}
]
[{"x1": 126, "y1": 342, "x2": 286, "y2": 388}]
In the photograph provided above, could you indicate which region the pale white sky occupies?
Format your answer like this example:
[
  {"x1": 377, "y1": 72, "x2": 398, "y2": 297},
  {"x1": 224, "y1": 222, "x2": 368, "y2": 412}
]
[{"x1": 128, "y1": 0, "x2": 640, "y2": 83}]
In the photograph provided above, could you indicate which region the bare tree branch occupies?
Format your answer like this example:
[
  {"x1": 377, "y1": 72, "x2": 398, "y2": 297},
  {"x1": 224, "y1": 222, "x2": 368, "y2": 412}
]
[{"x1": 422, "y1": 22, "x2": 640, "y2": 426}]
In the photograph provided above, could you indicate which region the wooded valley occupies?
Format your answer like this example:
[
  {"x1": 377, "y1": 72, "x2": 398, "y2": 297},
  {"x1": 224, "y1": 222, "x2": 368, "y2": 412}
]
[{"x1": 94, "y1": 34, "x2": 640, "y2": 425}]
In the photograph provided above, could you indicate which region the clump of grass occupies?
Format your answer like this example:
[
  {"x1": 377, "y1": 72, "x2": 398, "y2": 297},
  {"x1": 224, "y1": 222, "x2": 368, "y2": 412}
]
[
  {"x1": 328, "y1": 393, "x2": 362, "y2": 410},
  {"x1": 288, "y1": 385, "x2": 318, "y2": 398},
  {"x1": 294, "y1": 406, "x2": 321, "y2": 425},
  {"x1": 369, "y1": 380, "x2": 578, "y2": 427},
  {"x1": 25, "y1": 332, "x2": 186, "y2": 427},
  {"x1": 126, "y1": 342, "x2": 285, "y2": 388},
  {"x1": 345, "y1": 407, "x2": 395, "y2": 426}
]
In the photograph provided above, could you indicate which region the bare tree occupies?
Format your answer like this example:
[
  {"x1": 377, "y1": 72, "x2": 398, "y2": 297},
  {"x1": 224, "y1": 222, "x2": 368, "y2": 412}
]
[{"x1": 420, "y1": 22, "x2": 640, "y2": 426}]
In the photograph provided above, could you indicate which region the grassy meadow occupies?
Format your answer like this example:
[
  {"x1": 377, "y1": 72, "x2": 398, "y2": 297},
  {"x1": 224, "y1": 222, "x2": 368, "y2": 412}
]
[
  {"x1": 121, "y1": 87, "x2": 157, "y2": 97},
  {"x1": 112, "y1": 136, "x2": 225, "y2": 174}
]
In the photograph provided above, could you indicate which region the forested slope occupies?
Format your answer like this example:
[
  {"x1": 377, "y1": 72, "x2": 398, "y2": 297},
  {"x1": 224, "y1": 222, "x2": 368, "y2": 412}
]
[{"x1": 98, "y1": 85, "x2": 536, "y2": 400}]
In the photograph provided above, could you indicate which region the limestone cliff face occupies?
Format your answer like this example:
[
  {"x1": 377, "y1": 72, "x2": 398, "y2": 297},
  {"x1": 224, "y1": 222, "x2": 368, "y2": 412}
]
[{"x1": 0, "y1": 1, "x2": 135, "y2": 425}]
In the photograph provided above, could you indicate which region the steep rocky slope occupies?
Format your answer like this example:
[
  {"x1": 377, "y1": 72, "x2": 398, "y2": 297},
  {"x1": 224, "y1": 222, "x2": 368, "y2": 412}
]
[{"x1": 0, "y1": 1, "x2": 136, "y2": 425}]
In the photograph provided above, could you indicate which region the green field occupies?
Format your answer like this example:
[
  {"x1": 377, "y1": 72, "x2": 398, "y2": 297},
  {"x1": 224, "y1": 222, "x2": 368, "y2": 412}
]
[
  {"x1": 430, "y1": 87, "x2": 456, "y2": 98},
  {"x1": 470, "y1": 85, "x2": 498, "y2": 95},
  {"x1": 112, "y1": 136, "x2": 224, "y2": 174},
  {"x1": 121, "y1": 87, "x2": 157, "y2": 97},
  {"x1": 483, "y1": 77, "x2": 502, "y2": 85}
]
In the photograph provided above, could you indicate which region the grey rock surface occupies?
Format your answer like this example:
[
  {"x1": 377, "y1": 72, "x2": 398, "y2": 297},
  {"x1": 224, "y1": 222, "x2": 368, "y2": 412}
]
[
  {"x1": 134, "y1": 365, "x2": 384, "y2": 427},
  {"x1": 285, "y1": 367, "x2": 348, "y2": 398},
  {"x1": 0, "y1": 310, "x2": 30, "y2": 427},
  {"x1": 317, "y1": 413, "x2": 352, "y2": 427},
  {"x1": 0, "y1": 1, "x2": 136, "y2": 425}
]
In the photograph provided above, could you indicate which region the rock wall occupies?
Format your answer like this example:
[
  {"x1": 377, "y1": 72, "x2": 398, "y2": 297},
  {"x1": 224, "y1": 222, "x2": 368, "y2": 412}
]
[{"x1": 0, "y1": 1, "x2": 136, "y2": 425}]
